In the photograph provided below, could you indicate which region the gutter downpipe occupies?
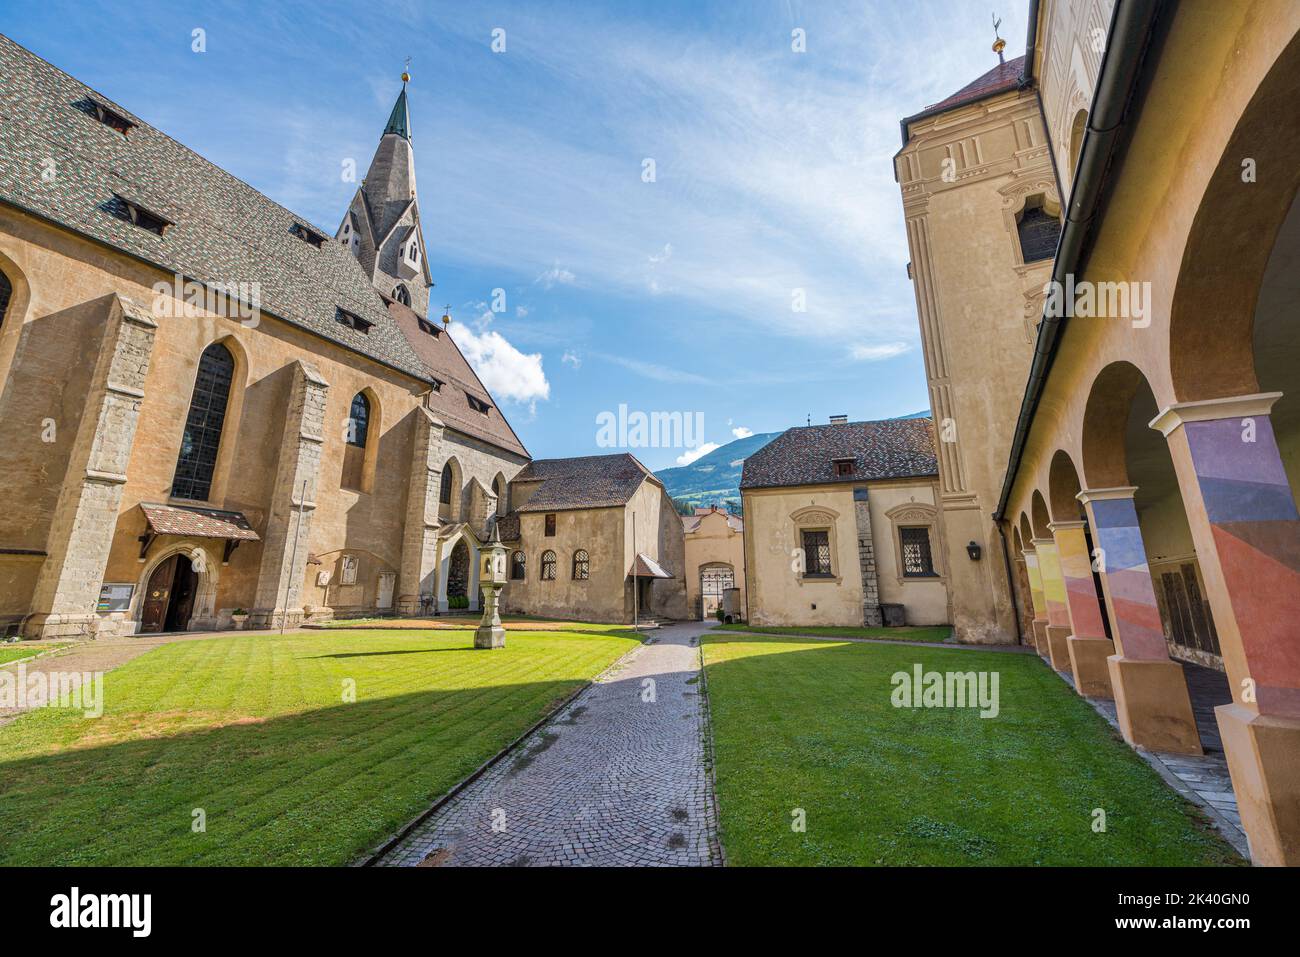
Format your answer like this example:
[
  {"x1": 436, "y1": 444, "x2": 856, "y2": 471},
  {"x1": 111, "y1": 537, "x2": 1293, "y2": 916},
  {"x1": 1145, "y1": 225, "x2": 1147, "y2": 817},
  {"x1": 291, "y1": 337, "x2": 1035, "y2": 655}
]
[{"x1": 993, "y1": 0, "x2": 1164, "y2": 523}]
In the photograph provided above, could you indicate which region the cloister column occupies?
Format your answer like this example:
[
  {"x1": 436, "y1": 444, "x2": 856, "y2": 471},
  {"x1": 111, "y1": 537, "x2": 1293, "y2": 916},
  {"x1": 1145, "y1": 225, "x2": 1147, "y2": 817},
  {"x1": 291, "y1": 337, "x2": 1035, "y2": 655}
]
[
  {"x1": 1023, "y1": 548, "x2": 1049, "y2": 658},
  {"x1": 250, "y1": 361, "x2": 328, "y2": 629},
  {"x1": 1033, "y1": 536, "x2": 1072, "y2": 676},
  {"x1": 1051, "y1": 520, "x2": 1114, "y2": 697},
  {"x1": 397, "y1": 409, "x2": 445, "y2": 614},
  {"x1": 1152, "y1": 393, "x2": 1300, "y2": 865},
  {"x1": 1077, "y1": 487, "x2": 1200, "y2": 754}
]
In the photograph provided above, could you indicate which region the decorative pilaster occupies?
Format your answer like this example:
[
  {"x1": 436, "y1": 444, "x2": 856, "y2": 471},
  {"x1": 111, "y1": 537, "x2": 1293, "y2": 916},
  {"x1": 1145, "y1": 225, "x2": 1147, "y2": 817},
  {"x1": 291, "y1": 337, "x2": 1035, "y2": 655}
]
[
  {"x1": 249, "y1": 361, "x2": 327, "y2": 629},
  {"x1": 1050, "y1": 520, "x2": 1114, "y2": 697},
  {"x1": 397, "y1": 408, "x2": 444, "y2": 614},
  {"x1": 1152, "y1": 392, "x2": 1300, "y2": 864},
  {"x1": 1078, "y1": 487, "x2": 1200, "y2": 754},
  {"x1": 25, "y1": 296, "x2": 157, "y2": 639},
  {"x1": 853, "y1": 488, "x2": 883, "y2": 627}
]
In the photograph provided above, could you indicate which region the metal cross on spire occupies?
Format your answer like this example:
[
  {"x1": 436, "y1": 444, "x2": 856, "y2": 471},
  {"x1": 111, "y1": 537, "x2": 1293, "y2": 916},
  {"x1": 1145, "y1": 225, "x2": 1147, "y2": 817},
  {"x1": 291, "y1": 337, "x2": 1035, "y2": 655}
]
[{"x1": 991, "y1": 13, "x2": 1007, "y2": 64}]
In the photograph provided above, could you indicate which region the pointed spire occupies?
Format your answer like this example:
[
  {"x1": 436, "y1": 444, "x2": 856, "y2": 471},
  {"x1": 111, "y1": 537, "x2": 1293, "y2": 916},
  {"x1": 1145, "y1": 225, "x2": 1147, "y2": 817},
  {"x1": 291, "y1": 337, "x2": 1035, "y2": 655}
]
[{"x1": 383, "y1": 85, "x2": 411, "y2": 141}]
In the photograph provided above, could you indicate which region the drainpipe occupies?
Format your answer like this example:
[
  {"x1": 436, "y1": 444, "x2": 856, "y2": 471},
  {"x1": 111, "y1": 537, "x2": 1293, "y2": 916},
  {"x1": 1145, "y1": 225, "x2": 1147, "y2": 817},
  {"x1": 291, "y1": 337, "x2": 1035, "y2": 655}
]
[{"x1": 994, "y1": 0, "x2": 1166, "y2": 521}]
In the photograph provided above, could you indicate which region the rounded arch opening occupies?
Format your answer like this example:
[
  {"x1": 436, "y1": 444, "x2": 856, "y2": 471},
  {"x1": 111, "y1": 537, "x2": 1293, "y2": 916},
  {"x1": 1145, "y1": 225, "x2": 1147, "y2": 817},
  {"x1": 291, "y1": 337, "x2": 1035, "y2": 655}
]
[
  {"x1": 1047, "y1": 449, "x2": 1085, "y2": 523},
  {"x1": 438, "y1": 455, "x2": 462, "y2": 521},
  {"x1": 1030, "y1": 490, "x2": 1052, "y2": 540}
]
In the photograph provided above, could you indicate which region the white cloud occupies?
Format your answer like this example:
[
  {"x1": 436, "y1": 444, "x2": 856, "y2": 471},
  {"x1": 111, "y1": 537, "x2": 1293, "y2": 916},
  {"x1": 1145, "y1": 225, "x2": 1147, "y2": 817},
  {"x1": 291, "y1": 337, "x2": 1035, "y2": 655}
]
[
  {"x1": 561, "y1": 350, "x2": 582, "y2": 369},
  {"x1": 536, "y1": 263, "x2": 576, "y2": 289},
  {"x1": 516, "y1": 305, "x2": 529, "y2": 318},
  {"x1": 594, "y1": 352, "x2": 711, "y2": 385},
  {"x1": 648, "y1": 242, "x2": 673, "y2": 264},
  {"x1": 731, "y1": 426, "x2": 753, "y2": 439},
  {"x1": 849, "y1": 342, "x2": 911, "y2": 361},
  {"x1": 676, "y1": 441, "x2": 721, "y2": 466},
  {"x1": 448, "y1": 321, "x2": 550, "y2": 407},
  {"x1": 729, "y1": 458, "x2": 745, "y2": 467}
]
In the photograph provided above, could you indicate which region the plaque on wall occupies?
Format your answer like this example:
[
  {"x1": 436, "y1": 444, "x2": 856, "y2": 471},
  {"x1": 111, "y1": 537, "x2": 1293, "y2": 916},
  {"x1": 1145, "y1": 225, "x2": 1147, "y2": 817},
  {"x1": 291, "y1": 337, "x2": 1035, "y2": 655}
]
[{"x1": 97, "y1": 583, "x2": 134, "y2": 613}]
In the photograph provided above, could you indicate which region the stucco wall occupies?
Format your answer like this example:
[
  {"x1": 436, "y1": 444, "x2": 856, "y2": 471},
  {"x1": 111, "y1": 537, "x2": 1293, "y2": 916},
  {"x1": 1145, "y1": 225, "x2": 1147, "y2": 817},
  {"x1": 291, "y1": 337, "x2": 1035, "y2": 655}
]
[{"x1": 682, "y1": 511, "x2": 745, "y2": 620}]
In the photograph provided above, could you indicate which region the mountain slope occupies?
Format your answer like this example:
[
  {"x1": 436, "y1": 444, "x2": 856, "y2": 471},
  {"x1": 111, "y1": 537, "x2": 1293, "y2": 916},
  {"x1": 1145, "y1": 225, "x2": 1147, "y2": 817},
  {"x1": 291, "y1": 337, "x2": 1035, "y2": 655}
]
[{"x1": 654, "y1": 431, "x2": 781, "y2": 509}]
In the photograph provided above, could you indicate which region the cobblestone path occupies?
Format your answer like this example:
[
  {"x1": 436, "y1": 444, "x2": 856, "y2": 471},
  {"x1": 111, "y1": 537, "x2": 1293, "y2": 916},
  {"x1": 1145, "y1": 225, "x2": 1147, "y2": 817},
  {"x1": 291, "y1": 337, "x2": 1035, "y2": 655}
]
[{"x1": 376, "y1": 621, "x2": 723, "y2": 866}]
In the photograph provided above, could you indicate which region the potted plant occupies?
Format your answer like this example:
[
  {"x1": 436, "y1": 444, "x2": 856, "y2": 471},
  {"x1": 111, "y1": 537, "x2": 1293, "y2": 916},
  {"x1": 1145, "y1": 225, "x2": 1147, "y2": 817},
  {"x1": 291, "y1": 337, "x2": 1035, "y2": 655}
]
[{"x1": 230, "y1": 608, "x2": 249, "y2": 630}]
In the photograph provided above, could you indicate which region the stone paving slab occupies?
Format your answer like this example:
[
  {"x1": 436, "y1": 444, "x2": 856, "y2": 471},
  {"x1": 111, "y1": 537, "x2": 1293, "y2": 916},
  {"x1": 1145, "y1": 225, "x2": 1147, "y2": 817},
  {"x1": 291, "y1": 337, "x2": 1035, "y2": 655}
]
[{"x1": 375, "y1": 621, "x2": 722, "y2": 867}]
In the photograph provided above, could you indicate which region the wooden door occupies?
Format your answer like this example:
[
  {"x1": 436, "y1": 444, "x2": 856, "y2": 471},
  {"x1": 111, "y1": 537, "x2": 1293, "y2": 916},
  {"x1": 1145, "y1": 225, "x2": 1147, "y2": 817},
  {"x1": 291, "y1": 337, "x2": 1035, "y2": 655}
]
[{"x1": 140, "y1": 555, "x2": 178, "y2": 633}]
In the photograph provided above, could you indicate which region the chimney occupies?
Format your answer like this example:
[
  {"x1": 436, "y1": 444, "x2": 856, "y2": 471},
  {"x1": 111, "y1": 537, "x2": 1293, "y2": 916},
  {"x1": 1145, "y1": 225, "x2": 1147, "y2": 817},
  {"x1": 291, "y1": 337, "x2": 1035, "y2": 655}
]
[{"x1": 829, "y1": 414, "x2": 848, "y2": 425}]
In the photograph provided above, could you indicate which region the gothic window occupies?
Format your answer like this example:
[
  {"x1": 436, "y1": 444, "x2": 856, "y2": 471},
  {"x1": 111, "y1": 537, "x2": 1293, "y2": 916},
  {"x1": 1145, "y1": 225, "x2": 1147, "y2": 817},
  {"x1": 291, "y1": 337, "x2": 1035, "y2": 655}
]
[
  {"x1": 393, "y1": 283, "x2": 411, "y2": 306},
  {"x1": 0, "y1": 270, "x2": 11, "y2": 329},
  {"x1": 439, "y1": 462, "x2": 454, "y2": 504},
  {"x1": 347, "y1": 393, "x2": 370, "y2": 448},
  {"x1": 801, "y1": 529, "x2": 832, "y2": 577},
  {"x1": 572, "y1": 549, "x2": 589, "y2": 580},
  {"x1": 171, "y1": 342, "x2": 234, "y2": 501},
  {"x1": 1016, "y1": 198, "x2": 1061, "y2": 263},
  {"x1": 900, "y1": 527, "x2": 937, "y2": 577},
  {"x1": 511, "y1": 550, "x2": 526, "y2": 580},
  {"x1": 541, "y1": 550, "x2": 557, "y2": 581}
]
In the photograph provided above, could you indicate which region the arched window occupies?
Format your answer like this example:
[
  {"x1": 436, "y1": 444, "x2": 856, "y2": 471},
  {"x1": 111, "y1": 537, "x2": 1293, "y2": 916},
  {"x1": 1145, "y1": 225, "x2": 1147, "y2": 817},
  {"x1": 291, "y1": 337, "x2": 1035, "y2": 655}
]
[
  {"x1": 572, "y1": 549, "x2": 589, "y2": 580},
  {"x1": 171, "y1": 342, "x2": 235, "y2": 501},
  {"x1": 439, "y1": 461, "x2": 454, "y2": 505},
  {"x1": 511, "y1": 550, "x2": 526, "y2": 580},
  {"x1": 393, "y1": 283, "x2": 411, "y2": 306},
  {"x1": 493, "y1": 474, "x2": 507, "y2": 515},
  {"x1": 0, "y1": 269, "x2": 11, "y2": 328},
  {"x1": 347, "y1": 392, "x2": 370, "y2": 447},
  {"x1": 541, "y1": 550, "x2": 557, "y2": 581},
  {"x1": 1016, "y1": 196, "x2": 1062, "y2": 264},
  {"x1": 1068, "y1": 109, "x2": 1088, "y2": 176}
]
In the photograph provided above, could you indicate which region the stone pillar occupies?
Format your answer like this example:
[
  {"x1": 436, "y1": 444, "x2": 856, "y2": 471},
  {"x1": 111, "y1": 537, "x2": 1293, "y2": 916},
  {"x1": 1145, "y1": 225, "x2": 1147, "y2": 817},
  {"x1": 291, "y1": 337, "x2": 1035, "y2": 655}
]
[
  {"x1": 1033, "y1": 536, "x2": 1072, "y2": 676},
  {"x1": 249, "y1": 361, "x2": 328, "y2": 629},
  {"x1": 1152, "y1": 393, "x2": 1300, "y2": 864},
  {"x1": 397, "y1": 409, "x2": 445, "y2": 614},
  {"x1": 1023, "y1": 548, "x2": 1049, "y2": 657},
  {"x1": 853, "y1": 487, "x2": 883, "y2": 627},
  {"x1": 25, "y1": 297, "x2": 157, "y2": 639},
  {"x1": 1050, "y1": 520, "x2": 1114, "y2": 697},
  {"x1": 1077, "y1": 487, "x2": 1200, "y2": 755}
]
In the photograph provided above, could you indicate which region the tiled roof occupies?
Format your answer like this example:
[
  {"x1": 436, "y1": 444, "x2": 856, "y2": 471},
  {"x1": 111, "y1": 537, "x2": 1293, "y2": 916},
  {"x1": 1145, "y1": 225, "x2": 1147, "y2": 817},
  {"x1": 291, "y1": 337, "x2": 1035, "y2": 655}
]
[
  {"x1": 925, "y1": 55, "x2": 1026, "y2": 113},
  {"x1": 682, "y1": 510, "x2": 743, "y2": 533},
  {"x1": 630, "y1": 553, "x2": 673, "y2": 579},
  {"x1": 140, "y1": 502, "x2": 260, "y2": 540},
  {"x1": 386, "y1": 301, "x2": 529, "y2": 457},
  {"x1": 512, "y1": 453, "x2": 655, "y2": 512},
  {"x1": 740, "y1": 418, "x2": 938, "y2": 491},
  {"x1": 0, "y1": 34, "x2": 429, "y2": 381},
  {"x1": 495, "y1": 514, "x2": 521, "y2": 542}
]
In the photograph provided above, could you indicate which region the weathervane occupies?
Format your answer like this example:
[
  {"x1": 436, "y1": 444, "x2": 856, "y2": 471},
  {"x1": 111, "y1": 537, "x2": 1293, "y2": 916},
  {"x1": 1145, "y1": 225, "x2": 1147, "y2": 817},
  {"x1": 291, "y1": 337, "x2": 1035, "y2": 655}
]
[
  {"x1": 441, "y1": 304, "x2": 452, "y2": 330},
  {"x1": 992, "y1": 13, "x2": 1006, "y2": 64}
]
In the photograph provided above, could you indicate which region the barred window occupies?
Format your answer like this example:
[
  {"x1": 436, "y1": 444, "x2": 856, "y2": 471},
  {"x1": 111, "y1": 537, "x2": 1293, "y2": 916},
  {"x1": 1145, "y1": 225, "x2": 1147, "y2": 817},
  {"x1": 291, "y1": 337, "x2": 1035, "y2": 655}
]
[
  {"x1": 801, "y1": 529, "x2": 832, "y2": 577},
  {"x1": 171, "y1": 342, "x2": 234, "y2": 501},
  {"x1": 541, "y1": 550, "x2": 557, "y2": 581},
  {"x1": 1017, "y1": 201, "x2": 1061, "y2": 263},
  {"x1": 901, "y1": 526, "x2": 937, "y2": 577},
  {"x1": 510, "y1": 550, "x2": 526, "y2": 580},
  {"x1": 573, "y1": 549, "x2": 589, "y2": 580}
]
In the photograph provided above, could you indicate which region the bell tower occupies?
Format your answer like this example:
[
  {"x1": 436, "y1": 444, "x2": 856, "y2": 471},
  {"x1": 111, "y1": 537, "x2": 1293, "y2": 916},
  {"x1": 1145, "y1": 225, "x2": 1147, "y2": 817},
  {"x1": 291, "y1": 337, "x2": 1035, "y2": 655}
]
[{"x1": 337, "y1": 69, "x2": 432, "y2": 317}]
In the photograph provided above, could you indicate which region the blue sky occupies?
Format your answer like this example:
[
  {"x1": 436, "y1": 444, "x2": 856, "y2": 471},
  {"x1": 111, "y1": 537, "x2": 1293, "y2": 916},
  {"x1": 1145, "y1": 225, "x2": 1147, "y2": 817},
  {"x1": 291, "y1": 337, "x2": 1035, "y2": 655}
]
[{"x1": 6, "y1": 0, "x2": 1029, "y2": 470}]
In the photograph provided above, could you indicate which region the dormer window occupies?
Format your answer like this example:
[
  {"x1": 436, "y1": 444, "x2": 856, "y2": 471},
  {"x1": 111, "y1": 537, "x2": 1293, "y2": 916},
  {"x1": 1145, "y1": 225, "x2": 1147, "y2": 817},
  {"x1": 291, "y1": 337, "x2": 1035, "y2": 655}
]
[
  {"x1": 833, "y1": 457, "x2": 856, "y2": 477},
  {"x1": 336, "y1": 307, "x2": 372, "y2": 334},
  {"x1": 289, "y1": 222, "x2": 326, "y2": 248},
  {"x1": 416, "y1": 317, "x2": 441, "y2": 338},
  {"x1": 111, "y1": 194, "x2": 171, "y2": 235},
  {"x1": 89, "y1": 100, "x2": 136, "y2": 136},
  {"x1": 467, "y1": 394, "x2": 491, "y2": 415},
  {"x1": 399, "y1": 239, "x2": 420, "y2": 276}
]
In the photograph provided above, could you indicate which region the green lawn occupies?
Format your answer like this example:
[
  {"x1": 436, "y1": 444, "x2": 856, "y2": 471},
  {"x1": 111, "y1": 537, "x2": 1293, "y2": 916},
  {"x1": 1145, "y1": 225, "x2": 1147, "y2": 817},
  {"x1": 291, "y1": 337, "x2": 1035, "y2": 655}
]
[
  {"x1": 702, "y1": 633, "x2": 1240, "y2": 866},
  {"x1": 717, "y1": 623, "x2": 952, "y2": 643},
  {"x1": 0, "y1": 644, "x2": 47, "y2": 665},
  {"x1": 0, "y1": 626, "x2": 639, "y2": 866}
]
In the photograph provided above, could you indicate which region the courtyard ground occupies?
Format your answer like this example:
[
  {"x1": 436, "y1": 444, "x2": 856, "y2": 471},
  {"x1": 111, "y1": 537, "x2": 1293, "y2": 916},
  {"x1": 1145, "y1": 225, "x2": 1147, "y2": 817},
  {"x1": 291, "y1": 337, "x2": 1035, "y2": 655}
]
[
  {"x1": 0, "y1": 625, "x2": 639, "y2": 866},
  {"x1": 701, "y1": 632, "x2": 1242, "y2": 866},
  {"x1": 716, "y1": 623, "x2": 952, "y2": 642}
]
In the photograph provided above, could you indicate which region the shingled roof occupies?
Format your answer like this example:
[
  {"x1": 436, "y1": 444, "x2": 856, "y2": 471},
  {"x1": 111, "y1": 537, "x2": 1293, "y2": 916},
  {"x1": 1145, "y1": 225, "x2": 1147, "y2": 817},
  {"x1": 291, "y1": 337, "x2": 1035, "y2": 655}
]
[
  {"x1": 899, "y1": 55, "x2": 1027, "y2": 145},
  {"x1": 740, "y1": 418, "x2": 938, "y2": 491},
  {"x1": 512, "y1": 453, "x2": 656, "y2": 512},
  {"x1": 386, "y1": 301, "x2": 529, "y2": 457},
  {"x1": 0, "y1": 34, "x2": 425, "y2": 382}
]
